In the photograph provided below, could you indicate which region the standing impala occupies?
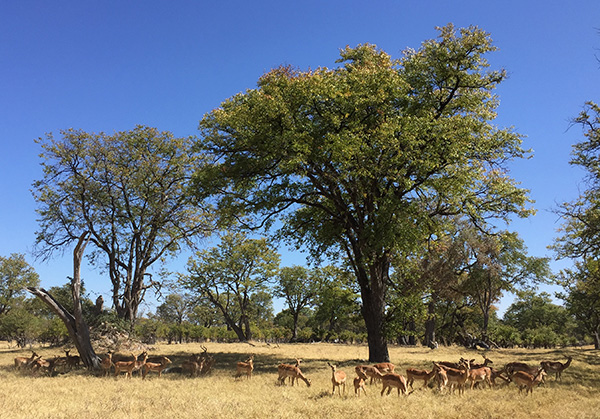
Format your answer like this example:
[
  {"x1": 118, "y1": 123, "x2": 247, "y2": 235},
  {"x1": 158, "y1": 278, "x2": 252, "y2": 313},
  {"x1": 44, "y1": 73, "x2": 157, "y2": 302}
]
[
  {"x1": 235, "y1": 355, "x2": 254, "y2": 379},
  {"x1": 540, "y1": 356, "x2": 572, "y2": 381},
  {"x1": 327, "y1": 362, "x2": 347, "y2": 396}
]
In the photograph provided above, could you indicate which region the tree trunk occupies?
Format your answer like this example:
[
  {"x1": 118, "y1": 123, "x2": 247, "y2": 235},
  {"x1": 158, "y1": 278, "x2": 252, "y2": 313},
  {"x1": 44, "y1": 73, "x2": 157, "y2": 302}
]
[
  {"x1": 291, "y1": 310, "x2": 299, "y2": 341},
  {"x1": 358, "y1": 258, "x2": 390, "y2": 362},
  {"x1": 594, "y1": 330, "x2": 600, "y2": 350},
  {"x1": 424, "y1": 297, "x2": 436, "y2": 348},
  {"x1": 27, "y1": 232, "x2": 101, "y2": 370}
]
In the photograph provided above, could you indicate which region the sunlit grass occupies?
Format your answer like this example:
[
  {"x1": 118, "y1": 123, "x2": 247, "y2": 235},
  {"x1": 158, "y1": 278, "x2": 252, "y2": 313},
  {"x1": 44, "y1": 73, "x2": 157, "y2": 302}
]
[{"x1": 1, "y1": 341, "x2": 598, "y2": 418}]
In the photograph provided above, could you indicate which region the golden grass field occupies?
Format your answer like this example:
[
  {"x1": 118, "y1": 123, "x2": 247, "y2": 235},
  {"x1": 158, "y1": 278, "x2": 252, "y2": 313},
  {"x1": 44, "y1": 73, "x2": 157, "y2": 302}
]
[{"x1": 1, "y1": 341, "x2": 599, "y2": 419}]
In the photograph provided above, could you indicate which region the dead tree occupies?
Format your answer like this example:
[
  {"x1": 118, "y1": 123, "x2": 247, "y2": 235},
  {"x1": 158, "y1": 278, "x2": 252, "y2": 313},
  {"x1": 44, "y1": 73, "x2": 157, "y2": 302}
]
[{"x1": 28, "y1": 231, "x2": 101, "y2": 370}]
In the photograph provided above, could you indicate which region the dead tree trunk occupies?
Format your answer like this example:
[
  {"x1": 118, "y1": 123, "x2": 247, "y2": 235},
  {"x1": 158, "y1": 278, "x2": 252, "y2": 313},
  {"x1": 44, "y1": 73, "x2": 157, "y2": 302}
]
[{"x1": 28, "y1": 231, "x2": 101, "y2": 370}]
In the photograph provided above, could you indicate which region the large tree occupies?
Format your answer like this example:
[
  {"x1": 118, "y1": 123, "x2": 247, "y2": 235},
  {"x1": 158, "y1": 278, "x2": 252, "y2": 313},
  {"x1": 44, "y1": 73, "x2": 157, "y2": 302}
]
[
  {"x1": 195, "y1": 25, "x2": 533, "y2": 361},
  {"x1": 33, "y1": 125, "x2": 213, "y2": 326}
]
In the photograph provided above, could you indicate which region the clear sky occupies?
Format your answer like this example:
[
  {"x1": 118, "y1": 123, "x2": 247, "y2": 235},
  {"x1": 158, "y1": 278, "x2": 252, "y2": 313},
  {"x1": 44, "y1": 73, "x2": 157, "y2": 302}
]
[{"x1": 1, "y1": 0, "x2": 599, "y2": 316}]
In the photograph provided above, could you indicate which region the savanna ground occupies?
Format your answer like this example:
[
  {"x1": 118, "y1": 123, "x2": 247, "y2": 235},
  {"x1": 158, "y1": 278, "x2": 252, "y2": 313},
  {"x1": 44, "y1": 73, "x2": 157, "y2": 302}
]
[{"x1": 0, "y1": 341, "x2": 599, "y2": 419}]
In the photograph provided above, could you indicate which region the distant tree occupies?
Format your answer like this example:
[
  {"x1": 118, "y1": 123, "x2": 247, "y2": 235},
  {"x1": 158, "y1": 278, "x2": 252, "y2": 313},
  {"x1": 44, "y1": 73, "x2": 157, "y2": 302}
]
[
  {"x1": 311, "y1": 269, "x2": 362, "y2": 341},
  {"x1": 181, "y1": 232, "x2": 279, "y2": 341},
  {"x1": 275, "y1": 265, "x2": 324, "y2": 341},
  {"x1": 0, "y1": 254, "x2": 39, "y2": 316},
  {"x1": 556, "y1": 260, "x2": 600, "y2": 349},
  {"x1": 155, "y1": 293, "x2": 193, "y2": 343},
  {"x1": 195, "y1": 25, "x2": 533, "y2": 360},
  {"x1": 503, "y1": 290, "x2": 576, "y2": 347},
  {"x1": 459, "y1": 230, "x2": 550, "y2": 340},
  {"x1": 552, "y1": 95, "x2": 600, "y2": 349},
  {"x1": 32, "y1": 126, "x2": 214, "y2": 327}
]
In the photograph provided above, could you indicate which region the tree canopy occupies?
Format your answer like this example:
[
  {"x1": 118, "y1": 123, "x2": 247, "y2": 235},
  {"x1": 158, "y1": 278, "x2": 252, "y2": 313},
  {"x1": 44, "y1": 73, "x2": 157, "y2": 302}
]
[
  {"x1": 32, "y1": 125, "x2": 214, "y2": 326},
  {"x1": 194, "y1": 24, "x2": 533, "y2": 360}
]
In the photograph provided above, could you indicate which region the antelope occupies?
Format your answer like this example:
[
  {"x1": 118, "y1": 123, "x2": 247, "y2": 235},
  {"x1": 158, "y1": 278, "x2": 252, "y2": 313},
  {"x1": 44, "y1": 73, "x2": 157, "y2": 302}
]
[
  {"x1": 327, "y1": 362, "x2": 347, "y2": 396},
  {"x1": 277, "y1": 363, "x2": 311, "y2": 387},
  {"x1": 14, "y1": 351, "x2": 38, "y2": 371},
  {"x1": 373, "y1": 362, "x2": 395, "y2": 373},
  {"x1": 353, "y1": 374, "x2": 367, "y2": 397},
  {"x1": 540, "y1": 356, "x2": 572, "y2": 381},
  {"x1": 435, "y1": 364, "x2": 448, "y2": 391},
  {"x1": 235, "y1": 355, "x2": 254, "y2": 379},
  {"x1": 277, "y1": 359, "x2": 302, "y2": 385},
  {"x1": 65, "y1": 350, "x2": 81, "y2": 370},
  {"x1": 380, "y1": 372, "x2": 408, "y2": 397},
  {"x1": 512, "y1": 368, "x2": 546, "y2": 395},
  {"x1": 467, "y1": 365, "x2": 492, "y2": 390},
  {"x1": 469, "y1": 355, "x2": 493, "y2": 369},
  {"x1": 406, "y1": 365, "x2": 439, "y2": 389},
  {"x1": 114, "y1": 352, "x2": 147, "y2": 378},
  {"x1": 100, "y1": 351, "x2": 113, "y2": 377},
  {"x1": 142, "y1": 356, "x2": 172, "y2": 379},
  {"x1": 505, "y1": 361, "x2": 538, "y2": 376},
  {"x1": 489, "y1": 367, "x2": 511, "y2": 387},
  {"x1": 356, "y1": 364, "x2": 385, "y2": 384},
  {"x1": 182, "y1": 357, "x2": 204, "y2": 378},
  {"x1": 435, "y1": 359, "x2": 470, "y2": 395}
]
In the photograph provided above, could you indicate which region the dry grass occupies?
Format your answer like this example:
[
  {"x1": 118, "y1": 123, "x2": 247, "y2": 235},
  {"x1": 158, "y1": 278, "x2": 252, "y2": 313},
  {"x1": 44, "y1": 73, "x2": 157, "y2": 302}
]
[{"x1": 1, "y1": 341, "x2": 599, "y2": 418}]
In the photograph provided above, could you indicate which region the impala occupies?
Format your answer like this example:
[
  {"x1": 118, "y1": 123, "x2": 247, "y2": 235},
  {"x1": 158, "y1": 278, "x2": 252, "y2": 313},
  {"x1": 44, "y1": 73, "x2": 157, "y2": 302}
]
[
  {"x1": 540, "y1": 356, "x2": 572, "y2": 381},
  {"x1": 64, "y1": 350, "x2": 81, "y2": 370},
  {"x1": 100, "y1": 351, "x2": 113, "y2": 377},
  {"x1": 512, "y1": 368, "x2": 546, "y2": 395},
  {"x1": 356, "y1": 364, "x2": 385, "y2": 384},
  {"x1": 373, "y1": 362, "x2": 395, "y2": 373},
  {"x1": 406, "y1": 365, "x2": 439, "y2": 389},
  {"x1": 277, "y1": 363, "x2": 311, "y2": 387},
  {"x1": 435, "y1": 360, "x2": 470, "y2": 395},
  {"x1": 114, "y1": 352, "x2": 147, "y2": 378},
  {"x1": 467, "y1": 365, "x2": 492, "y2": 390},
  {"x1": 380, "y1": 372, "x2": 408, "y2": 397},
  {"x1": 353, "y1": 374, "x2": 367, "y2": 397},
  {"x1": 182, "y1": 356, "x2": 204, "y2": 378},
  {"x1": 142, "y1": 356, "x2": 172, "y2": 379},
  {"x1": 14, "y1": 351, "x2": 38, "y2": 371},
  {"x1": 235, "y1": 355, "x2": 254, "y2": 379},
  {"x1": 327, "y1": 362, "x2": 347, "y2": 396},
  {"x1": 505, "y1": 361, "x2": 538, "y2": 376}
]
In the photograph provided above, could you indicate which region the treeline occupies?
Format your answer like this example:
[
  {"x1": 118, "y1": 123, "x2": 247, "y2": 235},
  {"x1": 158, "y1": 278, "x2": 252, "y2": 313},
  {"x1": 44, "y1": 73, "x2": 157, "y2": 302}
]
[{"x1": 0, "y1": 253, "x2": 586, "y2": 349}]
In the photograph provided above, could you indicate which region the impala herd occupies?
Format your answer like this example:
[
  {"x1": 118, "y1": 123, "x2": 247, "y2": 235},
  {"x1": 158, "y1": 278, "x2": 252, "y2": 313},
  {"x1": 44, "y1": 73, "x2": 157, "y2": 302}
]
[{"x1": 12, "y1": 347, "x2": 573, "y2": 397}]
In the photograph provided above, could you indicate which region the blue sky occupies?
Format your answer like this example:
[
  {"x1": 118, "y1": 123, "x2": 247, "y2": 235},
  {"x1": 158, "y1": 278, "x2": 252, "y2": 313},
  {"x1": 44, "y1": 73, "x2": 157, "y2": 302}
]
[{"x1": 1, "y1": 0, "x2": 599, "y2": 316}]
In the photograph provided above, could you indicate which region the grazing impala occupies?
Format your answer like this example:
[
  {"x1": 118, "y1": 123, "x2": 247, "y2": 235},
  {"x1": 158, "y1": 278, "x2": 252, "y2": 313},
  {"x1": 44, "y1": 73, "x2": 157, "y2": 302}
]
[
  {"x1": 327, "y1": 362, "x2": 347, "y2": 396},
  {"x1": 277, "y1": 363, "x2": 311, "y2": 387},
  {"x1": 235, "y1": 355, "x2": 254, "y2": 379},
  {"x1": 540, "y1": 356, "x2": 572, "y2": 381},
  {"x1": 512, "y1": 368, "x2": 546, "y2": 395},
  {"x1": 406, "y1": 365, "x2": 440, "y2": 390},
  {"x1": 380, "y1": 372, "x2": 408, "y2": 397}
]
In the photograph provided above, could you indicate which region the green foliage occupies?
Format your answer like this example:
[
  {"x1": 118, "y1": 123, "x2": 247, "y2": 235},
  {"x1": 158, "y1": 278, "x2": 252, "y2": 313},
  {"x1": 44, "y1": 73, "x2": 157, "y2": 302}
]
[
  {"x1": 181, "y1": 232, "x2": 280, "y2": 341},
  {"x1": 33, "y1": 125, "x2": 214, "y2": 324},
  {"x1": 0, "y1": 254, "x2": 39, "y2": 316}
]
